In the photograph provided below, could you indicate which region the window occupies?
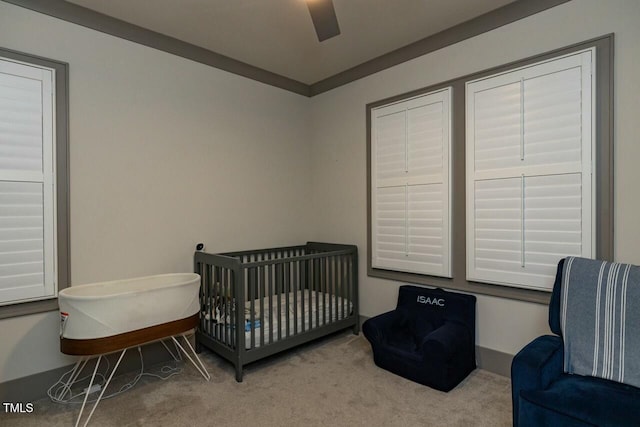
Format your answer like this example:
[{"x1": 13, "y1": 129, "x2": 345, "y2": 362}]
[
  {"x1": 370, "y1": 88, "x2": 452, "y2": 277},
  {"x1": 465, "y1": 49, "x2": 594, "y2": 291},
  {"x1": 367, "y1": 36, "x2": 612, "y2": 304},
  {"x1": 0, "y1": 49, "x2": 68, "y2": 317}
]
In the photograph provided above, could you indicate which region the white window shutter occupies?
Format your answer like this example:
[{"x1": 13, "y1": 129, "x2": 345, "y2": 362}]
[
  {"x1": 473, "y1": 81, "x2": 522, "y2": 174},
  {"x1": 372, "y1": 88, "x2": 452, "y2": 277},
  {"x1": 0, "y1": 58, "x2": 56, "y2": 305},
  {"x1": 373, "y1": 185, "x2": 406, "y2": 268},
  {"x1": 407, "y1": 183, "x2": 446, "y2": 273},
  {"x1": 466, "y1": 49, "x2": 593, "y2": 291},
  {"x1": 523, "y1": 67, "x2": 583, "y2": 169},
  {"x1": 375, "y1": 111, "x2": 406, "y2": 182}
]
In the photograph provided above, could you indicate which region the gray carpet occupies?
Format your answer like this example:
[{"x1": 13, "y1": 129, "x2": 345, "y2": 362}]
[{"x1": 3, "y1": 332, "x2": 512, "y2": 426}]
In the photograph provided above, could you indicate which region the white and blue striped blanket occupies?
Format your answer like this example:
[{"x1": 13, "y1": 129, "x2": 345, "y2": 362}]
[{"x1": 560, "y1": 257, "x2": 640, "y2": 388}]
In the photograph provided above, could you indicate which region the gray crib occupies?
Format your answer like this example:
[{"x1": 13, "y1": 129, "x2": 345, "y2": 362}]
[{"x1": 194, "y1": 242, "x2": 359, "y2": 381}]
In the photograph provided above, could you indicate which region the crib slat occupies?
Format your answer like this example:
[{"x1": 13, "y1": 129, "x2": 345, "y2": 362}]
[
  {"x1": 293, "y1": 259, "x2": 299, "y2": 335},
  {"x1": 223, "y1": 268, "x2": 228, "y2": 346},
  {"x1": 259, "y1": 260, "x2": 265, "y2": 348},
  {"x1": 250, "y1": 266, "x2": 256, "y2": 350},
  {"x1": 214, "y1": 266, "x2": 222, "y2": 340},
  {"x1": 329, "y1": 256, "x2": 334, "y2": 323},
  {"x1": 347, "y1": 255, "x2": 352, "y2": 319},
  {"x1": 301, "y1": 258, "x2": 306, "y2": 333},
  {"x1": 230, "y1": 268, "x2": 236, "y2": 349},
  {"x1": 307, "y1": 259, "x2": 312, "y2": 331},
  {"x1": 276, "y1": 263, "x2": 282, "y2": 341},
  {"x1": 340, "y1": 256, "x2": 349, "y2": 319},
  {"x1": 231, "y1": 268, "x2": 236, "y2": 348},
  {"x1": 222, "y1": 268, "x2": 228, "y2": 347},
  {"x1": 315, "y1": 257, "x2": 320, "y2": 329},
  {"x1": 321, "y1": 257, "x2": 331, "y2": 325},
  {"x1": 284, "y1": 262, "x2": 290, "y2": 338},
  {"x1": 345, "y1": 255, "x2": 350, "y2": 319},
  {"x1": 213, "y1": 267, "x2": 219, "y2": 343},
  {"x1": 338, "y1": 256, "x2": 341, "y2": 320},
  {"x1": 208, "y1": 266, "x2": 213, "y2": 338},
  {"x1": 319, "y1": 257, "x2": 324, "y2": 326},
  {"x1": 341, "y1": 256, "x2": 345, "y2": 320},
  {"x1": 229, "y1": 268, "x2": 233, "y2": 345},
  {"x1": 199, "y1": 263, "x2": 205, "y2": 333},
  {"x1": 268, "y1": 255, "x2": 273, "y2": 345}
]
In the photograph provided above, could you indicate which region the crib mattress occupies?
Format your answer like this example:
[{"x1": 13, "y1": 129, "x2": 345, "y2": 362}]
[{"x1": 206, "y1": 291, "x2": 352, "y2": 349}]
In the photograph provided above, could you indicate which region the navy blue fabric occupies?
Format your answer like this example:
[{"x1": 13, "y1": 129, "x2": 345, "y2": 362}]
[
  {"x1": 519, "y1": 395, "x2": 595, "y2": 427},
  {"x1": 548, "y1": 258, "x2": 564, "y2": 336},
  {"x1": 511, "y1": 258, "x2": 640, "y2": 427},
  {"x1": 521, "y1": 374, "x2": 640, "y2": 427},
  {"x1": 511, "y1": 335, "x2": 564, "y2": 426},
  {"x1": 363, "y1": 285, "x2": 476, "y2": 392}
]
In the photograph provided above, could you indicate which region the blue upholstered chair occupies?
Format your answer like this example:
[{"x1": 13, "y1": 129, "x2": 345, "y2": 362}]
[
  {"x1": 363, "y1": 285, "x2": 476, "y2": 392},
  {"x1": 512, "y1": 258, "x2": 640, "y2": 426}
]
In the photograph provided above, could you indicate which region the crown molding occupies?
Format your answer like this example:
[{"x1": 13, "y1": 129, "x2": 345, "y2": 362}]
[
  {"x1": 309, "y1": 0, "x2": 572, "y2": 95},
  {"x1": 1, "y1": 0, "x2": 311, "y2": 96},
  {"x1": 3, "y1": 0, "x2": 571, "y2": 97}
]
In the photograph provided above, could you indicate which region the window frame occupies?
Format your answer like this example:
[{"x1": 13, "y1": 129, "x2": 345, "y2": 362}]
[
  {"x1": 366, "y1": 35, "x2": 614, "y2": 304},
  {"x1": 0, "y1": 47, "x2": 69, "y2": 319}
]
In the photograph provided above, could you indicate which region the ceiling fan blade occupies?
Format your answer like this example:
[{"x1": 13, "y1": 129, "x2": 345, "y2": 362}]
[{"x1": 307, "y1": 0, "x2": 341, "y2": 42}]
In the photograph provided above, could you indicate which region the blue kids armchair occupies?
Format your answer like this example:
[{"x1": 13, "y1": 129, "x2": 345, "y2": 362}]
[
  {"x1": 363, "y1": 285, "x2": 476, "y2": 392},
  {"x1": 511, "y1": 258, "x2": 640, "y2": 427}
]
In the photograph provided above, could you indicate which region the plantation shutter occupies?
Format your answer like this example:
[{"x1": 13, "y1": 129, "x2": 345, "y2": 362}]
[
  {"x1": 466, "y1": 49, "x2": 593, "y2": 291},
  {"x1": 0, "y1": 58, "x2": 56, "y2": 305},
  {"x1": 372, "y1": 88, "x2": 452, "y2": 277}
]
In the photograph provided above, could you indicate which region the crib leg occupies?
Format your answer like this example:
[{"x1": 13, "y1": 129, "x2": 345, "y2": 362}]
[
  {"x1": 235, "y1": 365, "x2": 243, "y2": 383},
  {"x1": 352, "y1": 323, "x2": 360, "y2": 335}
]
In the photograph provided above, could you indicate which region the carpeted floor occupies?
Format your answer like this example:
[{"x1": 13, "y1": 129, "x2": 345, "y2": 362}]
[{"x1": 3, "y1": 332, "x2": 512, "y2": 426}]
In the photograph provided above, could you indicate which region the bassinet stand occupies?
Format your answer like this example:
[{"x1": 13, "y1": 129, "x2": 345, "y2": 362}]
[{"x1": 59, "y1": 314, "x2": 210, "y2": 427}]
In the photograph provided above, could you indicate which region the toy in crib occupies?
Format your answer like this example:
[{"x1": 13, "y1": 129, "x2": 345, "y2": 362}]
[{"x1": 202, "y1": 294, "x2": 260, "y2": 330}]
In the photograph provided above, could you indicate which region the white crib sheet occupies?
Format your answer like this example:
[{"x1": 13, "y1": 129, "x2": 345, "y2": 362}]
[{"x1": 243, "y1": 291, "x2": 352, "y2": 349}]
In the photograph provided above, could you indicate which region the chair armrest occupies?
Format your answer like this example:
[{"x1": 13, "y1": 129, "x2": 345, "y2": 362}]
[
  {"x1": 511, "y1": 335, "x2": 563, "y2": 427},
  {"x1": 362, "y1": 309, "x2": 407, "y2": 345},
  {"x1": 420, "y1": 321, "x2": 470, "y2": 362}
]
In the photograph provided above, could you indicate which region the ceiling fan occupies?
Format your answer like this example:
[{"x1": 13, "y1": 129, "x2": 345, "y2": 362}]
[{"x1": 306, "y1": 0, "x2": 341, "y2": 42}]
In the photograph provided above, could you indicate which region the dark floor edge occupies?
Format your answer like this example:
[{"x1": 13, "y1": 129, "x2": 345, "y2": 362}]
[
  {"x1": 309, "y1": 0, "x2": 571, "y2": 95},
  {"x1": 0, "y1": 341, "x2": 176, "y2": 404},
  {"x1": 1, "y1": 0, "x2": 310, "y2": 97},
  {"x1": 2, "y1": 0, "x2": 570, "y2": 98}
]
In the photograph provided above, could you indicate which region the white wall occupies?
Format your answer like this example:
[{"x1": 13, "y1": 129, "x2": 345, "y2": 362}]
[
  {"x1": 0, "y1": 2, "x2": 311, "y2": 383},
  {"x1": 309, "y1": 0, "x2": 640, "y2": 355}
]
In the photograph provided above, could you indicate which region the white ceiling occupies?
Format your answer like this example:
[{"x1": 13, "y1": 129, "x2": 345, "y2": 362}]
[{"x1": 66, "y1": 0, "x2": 515, "y2": 84}]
